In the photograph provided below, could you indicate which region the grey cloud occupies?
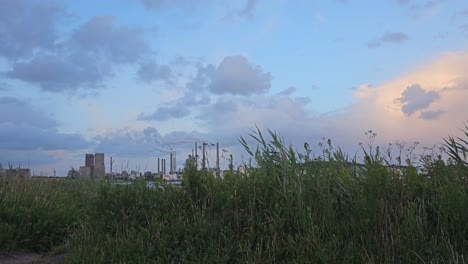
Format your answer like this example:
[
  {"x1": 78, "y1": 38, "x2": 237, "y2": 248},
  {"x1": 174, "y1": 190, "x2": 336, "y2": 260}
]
[
  {"x1": 208, "y1": 56, "x2": 271, "y2": 96},
  {"x1": 186, "y1": 64, "x2": 216, "y2": 92},
  {"x1": 0, "y1": 97, "x2": 57, "y2": 128},
  {"x1": 94, "y1": 127, "x2": 159, "y2": 156},
  {"x1": 209, "y1": 98, "x2": 238, "y2": 114},
  {"x1": 138, "y1": 104, "x2": 190, "y2": 121},
  {"x1": 0, "y1": 124, "x2": 88, "y2": 150},
  {"x1": 277, "y1": 86, "x2": 296, "y2": 96},
  {"x1": 0, "y1": 0, "x2": 64, "y2": 60},
  {"x1": 295, "y1": 97, "x2": 312, "y2": 105},
  {"x1": 6, "y1": 54, "x2": 106, "y2": 92},
  {"x1": 397, "y1": 84, "x2": 440, "y2": 116},
  {"x1": 395, "y1": 0, "x2": 410, "y2": 5},
  {"x1": 367, "y1": 41, "x2": 381, "y2": 49},
  {"x1": 368, "y1": 31, "x2": 410, "y2": 48},
  {"x1": 138, "y1": 86, "x2": 210, "y2": 121},
  {"x1": 238, "y1": 0, "x2": 258, "y2": 18},
  {"x1": 419, "y1": 110, "x2": 444, "y2": 120},
  {"x1": 185, "y1": 56, "x2": 271, "y2": 96},
  {"x1": 0, "y1": 97, "x2": 89, "y2": 150},
  {"x1": 70, "y1": 16, "x2": 151, "y2": 64},
  {"x1": 138, "y1": 61, "x2": 173, "y2": 83},
  {"x1": 6, "y1": 16, "x2": 152, "y2": 92},
  {"x1": 380, "y1": 32, "x2": 409, "y2": 43},
  {"x1": 138, "y1": 55, "x2": 269, "y2": 122}
]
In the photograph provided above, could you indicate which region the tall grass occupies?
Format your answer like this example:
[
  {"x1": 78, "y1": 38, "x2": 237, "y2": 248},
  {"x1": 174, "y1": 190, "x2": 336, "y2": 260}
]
[
  {"x1": 1, "y1": 125, "x2": 467, "y2": 263},
  {"x1": 0, "y1": 177, "x2": 96, "y2": 252}
]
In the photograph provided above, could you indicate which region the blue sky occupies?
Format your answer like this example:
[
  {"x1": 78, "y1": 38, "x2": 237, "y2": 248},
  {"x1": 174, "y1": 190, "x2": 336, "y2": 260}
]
[{"x1": 1, "y1": 0, "x2": 467, "y2": 175}]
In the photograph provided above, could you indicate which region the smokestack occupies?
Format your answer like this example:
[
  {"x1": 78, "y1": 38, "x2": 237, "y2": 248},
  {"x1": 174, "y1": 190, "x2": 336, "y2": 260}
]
[
  {"x1": 157, "y1": 158, "x2": 160, "y2": 175},
  {"x1": 170, "y1": 152, "x2": 173, "y2": 174},
  {"x1": 202, "y1": 142, "x2": 206, "y2": 170},
  {"x1": 195, "y1": 142, "x2": 198, "y2": 169},
  {"x1": 110, "y1": 157, "x2": 113, "y2": 174},
  {"x1": 171, "y1": 151, "x2": 176, "y2": 175},
  {"x1": 216, "y1": 142, "x2": 220, "y2": 172}
]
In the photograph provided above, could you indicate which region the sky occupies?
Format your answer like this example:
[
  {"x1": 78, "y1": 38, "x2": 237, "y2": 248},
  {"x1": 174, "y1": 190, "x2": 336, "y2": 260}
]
[{"x1": 0, "y1": 0, "x2": 467, "y2": 176}]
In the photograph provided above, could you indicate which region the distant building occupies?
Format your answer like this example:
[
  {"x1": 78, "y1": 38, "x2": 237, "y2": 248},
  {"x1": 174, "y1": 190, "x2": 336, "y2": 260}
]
[
  {"x1": 79, "y1": 166, "x2": 92, "y2": 178},
  {"x1": 94, "y1": 153, "x2": 105, "y2": 178},
  {"x1": 85, "y1": 154, "x2": 95, "y2": 167},
  {"x1": 79, "y1": 153, "x2": 106, "y2": 179}
]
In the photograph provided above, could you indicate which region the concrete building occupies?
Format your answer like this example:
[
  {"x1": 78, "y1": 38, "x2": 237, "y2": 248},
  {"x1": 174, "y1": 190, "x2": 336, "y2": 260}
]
[
  {"x1": 94, "y1": 153, "x2": 105, "y2": 178},
  {"x1": 85, "y1": 154, "x2": 95, "y2": 167},
  {"x1": 79, "y1": 153, "x2": 105, "y2": 179},
  {"x1": 79, "y1": 166, "x2": 92, "y2": 178}
]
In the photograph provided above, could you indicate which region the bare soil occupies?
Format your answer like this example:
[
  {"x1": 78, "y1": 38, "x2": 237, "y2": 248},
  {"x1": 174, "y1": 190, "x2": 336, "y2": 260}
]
[{"x1": 0, "y1": 251, "x2": 67, "y2": 264}]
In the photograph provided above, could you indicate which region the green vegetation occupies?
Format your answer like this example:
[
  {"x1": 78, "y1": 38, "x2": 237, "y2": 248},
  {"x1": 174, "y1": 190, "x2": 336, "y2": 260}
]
[{"x1": 1, "y1": 125, "x2": 467, "y2": 263}]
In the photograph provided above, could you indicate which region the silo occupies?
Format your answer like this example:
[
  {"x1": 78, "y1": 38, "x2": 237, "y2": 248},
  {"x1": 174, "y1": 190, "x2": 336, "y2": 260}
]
[
  {"x1": 94, "y1": 153, "x2": 105, "y2": 178},
  {"x1": 85, "y1": 154, "x2": 95, "y2": 167}
]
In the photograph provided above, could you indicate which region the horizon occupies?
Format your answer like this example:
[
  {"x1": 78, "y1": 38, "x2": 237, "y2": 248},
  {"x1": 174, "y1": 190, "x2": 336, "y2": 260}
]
[{"x1": 1, "y1": 0, "x2": 467, "y2": 176}]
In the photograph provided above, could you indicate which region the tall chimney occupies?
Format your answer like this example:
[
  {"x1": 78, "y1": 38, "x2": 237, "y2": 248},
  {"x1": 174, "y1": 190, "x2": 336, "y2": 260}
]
[
  {"x1": 170, "y1": 152, "x2": 173, "y2": 174},
  {"x1": 216, "y1": 142, "x2": 220, "y2": 175},
  {"x1": 202, "y1": 142, "x2": 206, "y2": 170},
  {"x1": 195, "y1": 142, "x2": 198, "y2": 169}
]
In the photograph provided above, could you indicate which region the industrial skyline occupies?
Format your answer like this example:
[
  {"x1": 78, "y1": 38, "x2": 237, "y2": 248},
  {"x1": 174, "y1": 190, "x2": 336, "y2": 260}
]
[{"x1": 0, "y1": 0, "x2": 467, "y2": 176}]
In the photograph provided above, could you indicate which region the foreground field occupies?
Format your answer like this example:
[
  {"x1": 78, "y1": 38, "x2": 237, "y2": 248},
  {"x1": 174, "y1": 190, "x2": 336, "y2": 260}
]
[{"x1": 1, "y1": 127, "x2": 467, "y2": 263}]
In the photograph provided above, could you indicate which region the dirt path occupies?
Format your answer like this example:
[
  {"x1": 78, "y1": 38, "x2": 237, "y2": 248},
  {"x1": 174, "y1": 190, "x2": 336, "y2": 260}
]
[{"x1": 0, "y1": 251, "x2": 67, "y2": 264}]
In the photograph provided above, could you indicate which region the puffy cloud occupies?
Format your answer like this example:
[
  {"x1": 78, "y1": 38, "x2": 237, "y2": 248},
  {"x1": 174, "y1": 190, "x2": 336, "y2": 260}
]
[
  {"x1": 0, "y1": 124, "x2": 88, "y2": 151},
  {"x1": 138, "y1": 104, "x2": 190, "y2": 121},
  {"x1": 0, "y1": 0, "x2": 64, "y2": 60},
  {"x1": 368, "y1": 32, "x2": 410, "y2": 48},
  {"x1": 69, "y1": 16, "x2": 151, "y2": 64},
  {"x1": 397, "y1": 84, "x2": 440, "y2": 116},
  {"x1": 341, "y1": 52, "x2": 468, "y2": 144},
  {"x1": 141, "y1": 53, "x2": 467, "y2": 165},
  {"x1": 6, "y1": 54, "x2": 106, "y2": 92},
  {"x1": 208, "y1": 56, "x2": 271, "y2": 95},
  {"x1": 419, "y1": 110, "x2": 444, "y2": 120},
  {"x1": 6, "y1": 16, "x2": 152, "y2": 92},
  {"x1": 194, "y1": 52, "x2": 468, "y2": 163},
  {"x1": 137, "y1": 61, "x2": 173, "y2": 83},
  {"x1": 138, "y1": 55, "x2": 270, "y2": 121},
  {"x1": 277, "y1": 86, "x2": 296, "y2": 96}
]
